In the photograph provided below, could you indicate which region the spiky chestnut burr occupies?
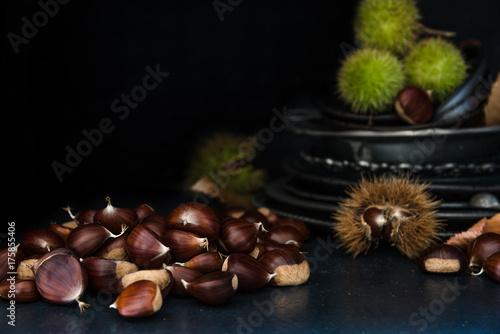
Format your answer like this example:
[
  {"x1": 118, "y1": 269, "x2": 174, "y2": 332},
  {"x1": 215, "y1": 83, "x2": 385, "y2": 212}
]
[
  {"x1": 354, "y1": 0, "x2": 421, "y2": 56},
  {"x1": 337, "y1": 48, "x2": 405, "y2": 114},
  {"x1": 405, "y1": 38, "x2": 468, "y2": 103},
  {"x1": 332, "y1": 174, "x2": 444, "y2": 259}
]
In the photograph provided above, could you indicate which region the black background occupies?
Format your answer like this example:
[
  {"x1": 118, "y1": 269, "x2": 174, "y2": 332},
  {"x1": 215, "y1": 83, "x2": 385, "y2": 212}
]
[{"x1": 3, "y1": 0, "x2": 500, "y2": 229}]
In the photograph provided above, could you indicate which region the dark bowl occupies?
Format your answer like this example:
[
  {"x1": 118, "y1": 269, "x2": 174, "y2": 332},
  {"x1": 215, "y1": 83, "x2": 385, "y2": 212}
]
[{"x1": 316, "y1": 40, "x2": 489, "y2": 131}]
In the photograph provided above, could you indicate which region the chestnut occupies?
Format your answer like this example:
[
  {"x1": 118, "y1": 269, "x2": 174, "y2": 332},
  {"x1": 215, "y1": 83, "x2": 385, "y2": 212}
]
[
  {"x1": 175, "y1": 252, "x2": 223, "y2": 274},
  {"x1": 110, "y1": 280, "x2": 162, "y2": 318},
  {"x1": 134, "y1": 203, "x2": 155, "y2": 222},
  {"x1": 0, "y1": 277, "x2": 40, "y2": 302},
  {"x1": 34, "y1": 249, "x2": 90, "y2": 312},
  {"x1": 259, "y1": 249, "x2": 310, "y2": 286},
  {"x1": 166, "y1": 202, "x2": 220, "y2": 240},
  {"x1": 240, "y1": 209, "x2": 270, "y2": 229},
  {"x1": 265, "y1": 226, "x2": 305, "y2": 249},
  {"x1": 126, "y1": 225, "x2": 171, "y2": 269},
  {"x1": 222, "y1": 253, "x2": 276, "y2": 291},
  {"x1": 139, "y1": 213, "x2": 170, "y2": 238},
  {"x1": 164, "y1": 229, "x2": 209, "y2": 262},
  {"x1": 395, "y1": 86, "x2": 434, "y2": 125},
  {"x1": 219, "y1": 218, "x2": 264, "y2": 254},
  {"x1": 48, "y1": 222, "x2": 73, "y2": 241},
  {"x1": 182, "y1": 271, "x2": 238, "y2": 305},
  {"x1": 82, "y1": 257, "x2": 138, "y2": 293},
  {"x1": 63, "y1": 206, "x2": 96, "y2": 225},
  {"x1": 418, "y1": 244, "x2": 467, "y2": 275},
  {"x1": 66, "y1": 223, "x2": 127, "y2": 259},
  {"x1": 468, "y1": 233, "x2": 500, "y2": 275},
  {"x1": 19, "y1": 228, "x2": 65, "y2": 257},
  {"x1": 117, "y1": 266, "x2": 172, "y2": 297},
  {"x1": 274, "y1": 217, "x2": 310, "y2": 240},
  {"x1": 93, "y1": 197, "x2": 138, "y2": 234},
  {"x1": 94, "y1": 234, "x2": 130, "y2": 262}
]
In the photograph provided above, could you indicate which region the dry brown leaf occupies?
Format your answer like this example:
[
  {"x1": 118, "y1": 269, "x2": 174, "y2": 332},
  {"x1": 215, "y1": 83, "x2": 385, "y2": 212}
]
[
  {"x1": 445, "y1": 218, "x2": 486, "y2": 251},
  {"x1": 484, "y1": 72, "x2": 500, "y2": 126},
  {"x1": 484, "y1": 212, "x2": 500, "y2": 233}
]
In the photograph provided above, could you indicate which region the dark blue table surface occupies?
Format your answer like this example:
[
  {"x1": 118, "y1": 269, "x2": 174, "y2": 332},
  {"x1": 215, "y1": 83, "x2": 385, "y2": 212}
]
[{"x1": 2, "y1": 194, "x2": 499, "y2": 334}]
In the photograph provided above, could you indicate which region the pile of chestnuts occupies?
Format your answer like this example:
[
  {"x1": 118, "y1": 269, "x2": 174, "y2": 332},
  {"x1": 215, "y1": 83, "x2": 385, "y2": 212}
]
[
  {"x1": 418, "y1": 232, "x2": 500, "y2": 284},
  {"x1": 0, "y1": 198, "x2": 310, "y2": 317}
]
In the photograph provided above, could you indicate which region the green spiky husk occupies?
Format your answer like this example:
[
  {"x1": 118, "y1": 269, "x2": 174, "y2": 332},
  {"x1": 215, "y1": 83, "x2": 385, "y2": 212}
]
[
  {"x1": 354, "y1": 0, "x2": 420, "y2": 56},
  {"x1": 186, "y1": 134, "x2": 265, "y2": 194},
  {"x1": 405, "y1": 38, "x2": 468, "y2": 103},
  {"x1": 332, "y1": 174, "x2": 444, "y2": 259},
  {"x1": 337, "y1": 48, "x2": 405, "y2": 114}
]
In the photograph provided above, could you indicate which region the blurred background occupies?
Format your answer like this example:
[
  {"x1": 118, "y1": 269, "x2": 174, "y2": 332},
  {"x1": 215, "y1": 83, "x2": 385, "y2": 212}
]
[{"x1": 3, "y1": 0, "x2": 500, "y2": 230}]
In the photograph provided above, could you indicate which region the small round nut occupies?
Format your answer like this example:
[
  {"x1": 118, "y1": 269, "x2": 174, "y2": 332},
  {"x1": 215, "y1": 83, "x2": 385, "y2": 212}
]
[{"x1": 395, "y1": 86, "x2": 434, "y2": 125}]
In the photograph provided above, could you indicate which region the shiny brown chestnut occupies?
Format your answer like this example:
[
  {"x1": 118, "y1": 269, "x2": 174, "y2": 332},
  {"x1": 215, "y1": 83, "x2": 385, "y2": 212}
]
[
  {"x1": 222, "y1": 253, "x2": 276, "y2": 291},
  {"x1": 93, "y1": 197, "x2": 138, "y2": 235},
  {"x1": 219, "y1": 219, "x2": 265, "y2": 254},
  {"x1": 164, "y1": 229, "x2": 209, "y2": 262},
  {"x1": 182, "y1": 271, "x2": 238, "y2": 305},
  {"x1": 468, "y1": 233, "x2": 500, "y2": 275},
  {"x1": 418, "y1": 244, "x2": 467, "y2": 275},
  {"x1": 48, "y1": 222, "x2": 73, "y2": 241},
  {"x1": 110, "y1": 280, "x2": 162, "y2": 318},
  {"x1": 483, "y1": 251, "x2": 500, "y2": 283},
  {"x1": 139, "y1": 213, "x2": 170, "y2": 238},
  {"x1": 0, "y1": 277, "x2": 40, "y2": 302},
  {"x1": 117, "y1": 266, "x2": 172, "y2": 297},
  {"x1": 67, "y1": 223, "x2": 127, "y2": 259},
  {"x1": 134, "y1": 204, "x2": 155, "y2": 222},
  {"x1": 274, "y1": 217, "x2": 310, "y2": 240},
  {"x1": 265, "y1": 226, "x2": 305, "y2": 249},
  {"x1": 19, "y1": 228, "x2": 65, "y2": 257},
  {"x1": 175, "y1": 252, "x2": 223, "y2": 274},
  {"x1": 240, "y1": 209, "x2": 270, "y2": 229},
  {"x1": 94, "y1": 234, "x2": 130, "y2": 261},
  {"x1": 166, "y1": 202, "x2": 220, "y2": 240},
  {"x1": 165, "y1": 265, "x2": 204, "y2": 297},
  {"x1": 34, "y1": 249, "x2": 90, "y2": 312},
  {"x1": 395, "y1": 86, "x2": 434, "y2": 125},
  {"x1": 259, "y1": 249, "x2": 310, "y2": 286},
  {"x1": 257, "y1": 207, "x2": 279, "y2": 225},
  {"x1": 126, "y1": 225, "x2": 171, "y2": 269},
  {"x1": 82, "y1": 257, "x2": 138, "y2": 293}
]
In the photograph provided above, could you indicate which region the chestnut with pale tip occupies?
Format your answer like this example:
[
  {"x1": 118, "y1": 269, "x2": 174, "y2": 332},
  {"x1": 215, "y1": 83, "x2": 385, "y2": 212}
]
[
  {"x1": 259, "y1": 249, "x2": 310, "y2": 286},
  {"x1": 467, "y1": 232, "x2": 500, "y2": 275},
  {"x1": 166, "y1": 202, "x2": 220, "y2": 240},
  {"x1": 164, "y1": 229, "x2": 209, "y2": 262},
  {"x1": 165, "y1": 265, "x2": 204, "y2": 297},
  {"x1": 34, "y1": 249, "x2": 90, "y2": 312},
  {"x1": 110, "y1": 280, "x2": 162, "y2": 318},
  {"x1": 174, "y1": 252, "x2": 223, "y2": 274},
  {"x1": 219, "y1": 219, "x2": 265, "y2": 254},
  {"x1": 126, "y1": 225, "x2": 171, "y2": 269},
  {"x1": 48, "y1": 222, "x2": 73, "y2": 241},
  {"x1": 66, "y1": 223, "x2": 128, "y2": 259},
  {"x1": 395, "y1": 86, "x2": 434, "y2": 125},
  {"x1": 93, "y1": 197, "x2": 138, "y2": 235},
  {"x1": 418, "y1": 244, "x2": 467, "y2": 275},
  {"x1": 266, "y1": 226, "x2": 305, "y2": 249},
  {"x1": 19, "y1": 228, "x2": 65, "y2": 257},
  {"x1": 222, "y1": 253, "x2": 276, "y2": 291},
  {"x1": 117, "y1": 266, "x2": 173, "y2": 297},
  {"x1": 182, "y1": 271, "x2": 238, "y2": 305},
  {"x1": 0, "y1": 277, "x2": 40, "y2": 302}
]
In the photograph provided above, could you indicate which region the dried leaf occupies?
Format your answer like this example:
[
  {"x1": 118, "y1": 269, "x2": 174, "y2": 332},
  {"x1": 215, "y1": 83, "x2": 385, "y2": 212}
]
[
  {"x1": 445, "y1": 218, "x2": 486, "y2": 251},
  {"x1": 484, "y1": 72, "x2": 500, "y2": 126},
  {"x1": 484, "y1": 213, "x2": 500, "y2": 233}
]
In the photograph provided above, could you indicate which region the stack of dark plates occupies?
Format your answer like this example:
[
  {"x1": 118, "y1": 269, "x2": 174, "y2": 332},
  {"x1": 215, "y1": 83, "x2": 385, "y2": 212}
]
[{"x1": 253, "y1": 43, "x2": 500, "y2": 235}]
